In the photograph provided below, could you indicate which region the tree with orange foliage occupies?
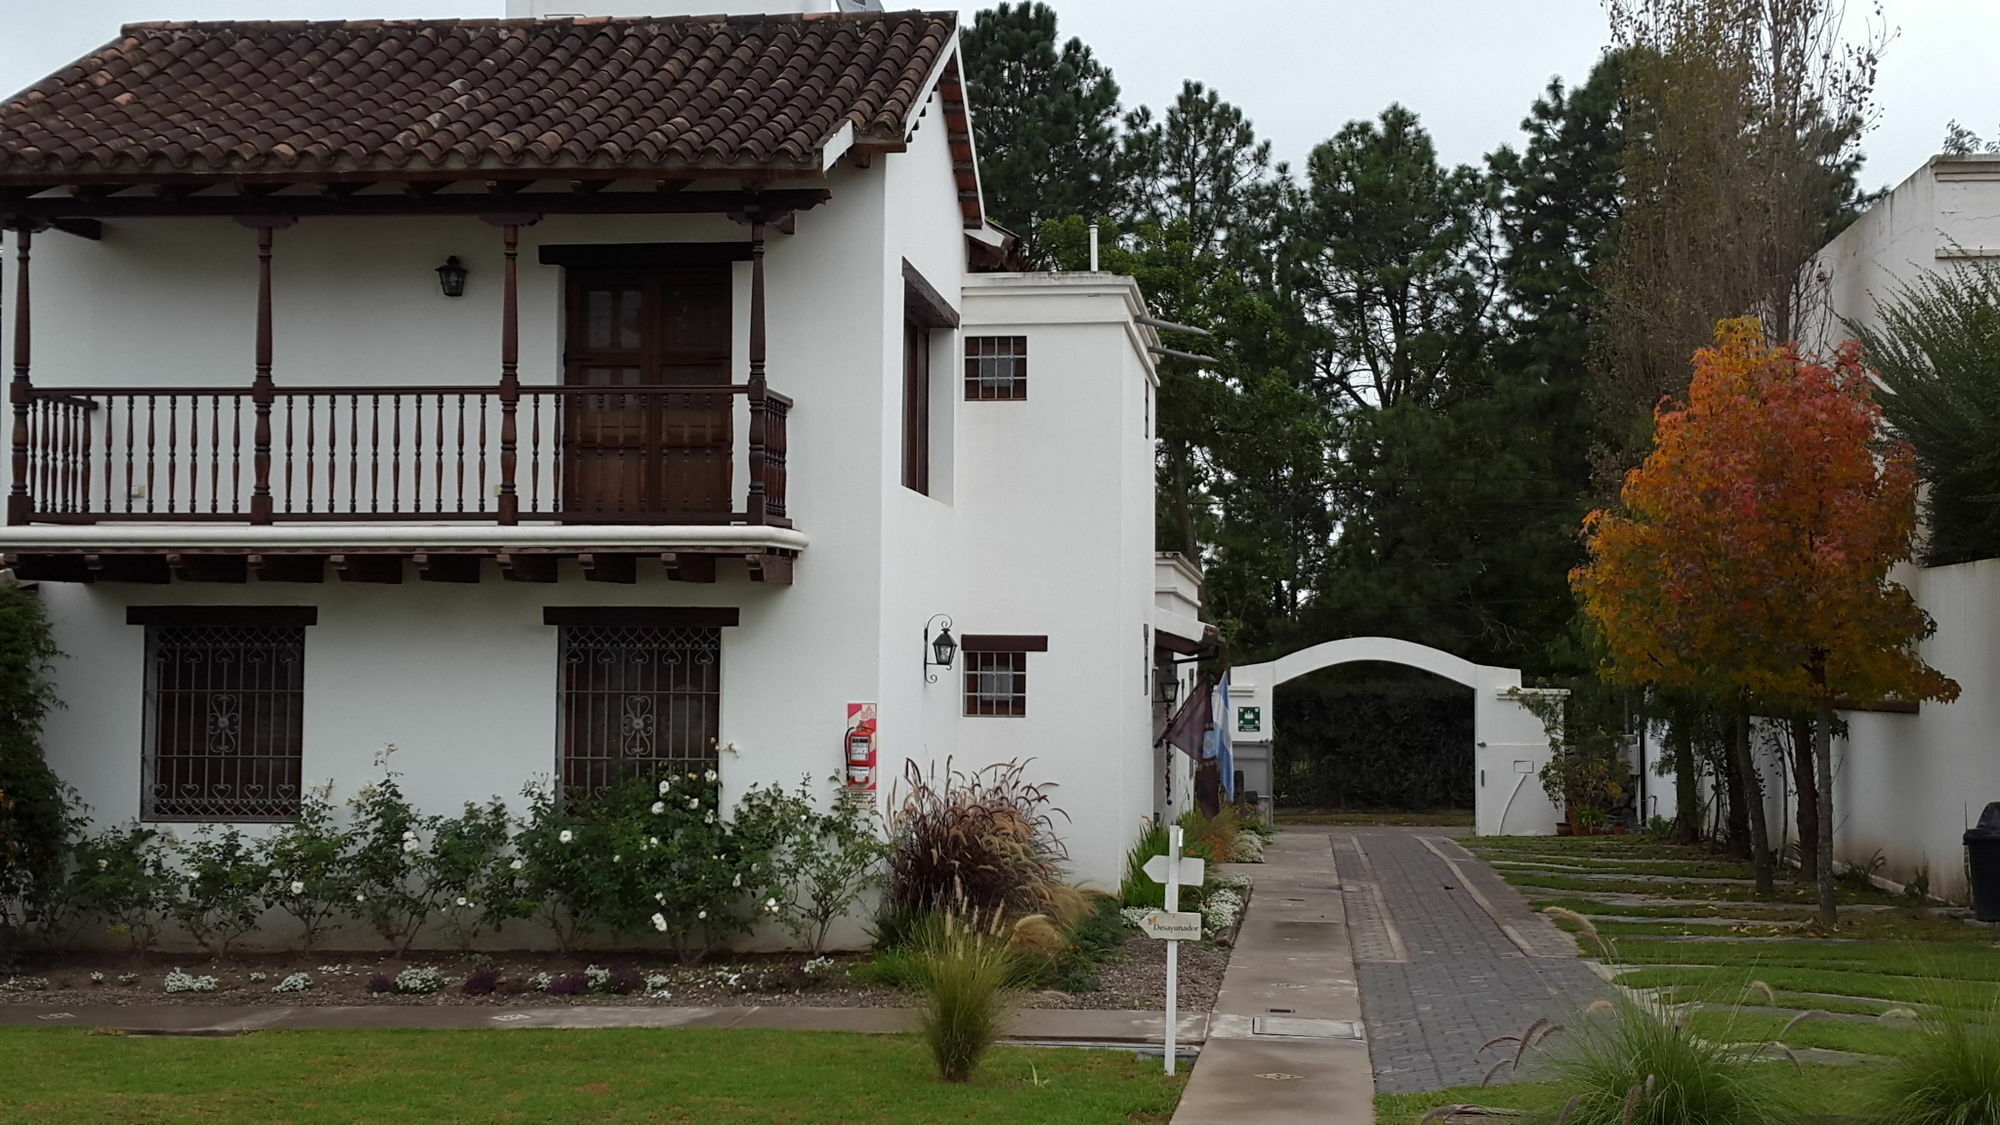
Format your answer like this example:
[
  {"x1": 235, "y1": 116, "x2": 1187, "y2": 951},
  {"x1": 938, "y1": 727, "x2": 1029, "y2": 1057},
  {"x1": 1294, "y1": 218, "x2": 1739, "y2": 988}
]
[{"x1": 1574, "y1": 318, "x2": 1958, "y2": 924}]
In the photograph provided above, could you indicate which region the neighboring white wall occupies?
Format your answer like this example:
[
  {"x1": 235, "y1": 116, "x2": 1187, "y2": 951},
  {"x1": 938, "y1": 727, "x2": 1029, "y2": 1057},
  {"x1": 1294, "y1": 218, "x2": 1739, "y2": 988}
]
[
  {"x1": 956, "y1": 273, "x2": 1159, "y2": 887},
  {"x1": 1754, "y1": 156, "x2": 2000, "y2": 901}
]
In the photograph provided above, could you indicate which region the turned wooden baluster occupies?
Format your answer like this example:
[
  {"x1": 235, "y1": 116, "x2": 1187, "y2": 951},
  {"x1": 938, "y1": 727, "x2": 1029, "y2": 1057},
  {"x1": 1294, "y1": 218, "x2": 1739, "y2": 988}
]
[
  {"x1": 250, "y1": 224, "x2": 277, "y2": 524},
  {"x1": 497, "y1": 222, "x2": 521, "y2": 524},
  {"x1": 7, "y1": 225, "x2": 31, "y2": 525},
  {"x1": 746, "y1": 211, "x2": 769, "y2": 526}
]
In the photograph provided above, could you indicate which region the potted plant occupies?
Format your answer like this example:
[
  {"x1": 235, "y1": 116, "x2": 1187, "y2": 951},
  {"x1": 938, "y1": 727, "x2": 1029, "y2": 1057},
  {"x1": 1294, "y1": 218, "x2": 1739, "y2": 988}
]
[{"x1": 1573, "y1": 806, "x2": 1609, "y2": 836}]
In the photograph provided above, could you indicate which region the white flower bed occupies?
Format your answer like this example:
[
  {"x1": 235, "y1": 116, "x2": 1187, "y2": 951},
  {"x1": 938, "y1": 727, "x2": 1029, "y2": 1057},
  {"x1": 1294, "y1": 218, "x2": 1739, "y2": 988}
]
[
  {"x1": 163, "y1": 969, "x2": 218, "y2": 993},
  {"x1": 529, "y1": 971, "x2": 554, "y2": 992},
  {"x1": 3, "y1": 976, "x2": 50, "y2": 992},
  {"x1": 271, "y1": 972, "x2": 313, "y2": 994},
  {"x1": 1232, "y1": 832, "x2": 1266, "y2": 863},
  {"x1": 394, "y1": 966, "x2": 445, "y2": 994},
  {"x1": 1202, "y1": 887, "x2": 1245, "y2": 945}
]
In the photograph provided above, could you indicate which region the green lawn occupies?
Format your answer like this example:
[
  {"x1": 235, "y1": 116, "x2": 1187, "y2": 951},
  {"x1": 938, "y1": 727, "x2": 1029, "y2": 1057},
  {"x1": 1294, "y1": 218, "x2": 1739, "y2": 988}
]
[
  {"x1": 1464, "y1": 833, "x2": 2000, "y2": 1033},
  {"x1": 0, "y1": 1028, "x2": 1186, "y2": 1124},
  {"x1": 1375, "y1": 1063, "x2": 1873, "y2": 1124}
]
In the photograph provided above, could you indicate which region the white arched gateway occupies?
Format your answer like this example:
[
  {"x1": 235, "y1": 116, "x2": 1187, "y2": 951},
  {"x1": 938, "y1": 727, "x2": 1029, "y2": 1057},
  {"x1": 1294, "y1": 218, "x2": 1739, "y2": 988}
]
[{"x1": 1227, "y1": 637, "x2": 1566, "y2": 835}]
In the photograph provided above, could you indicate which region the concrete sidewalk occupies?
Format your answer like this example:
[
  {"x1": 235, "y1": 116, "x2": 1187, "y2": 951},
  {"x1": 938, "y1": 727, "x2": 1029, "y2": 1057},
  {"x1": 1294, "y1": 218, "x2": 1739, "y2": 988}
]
[
  {"x1": 1171, "y1": 829, "x2": 1375, "y2": 1125},
  {"x1": 0, "y1": 998, "x2": 1207, "y2": 1046}
]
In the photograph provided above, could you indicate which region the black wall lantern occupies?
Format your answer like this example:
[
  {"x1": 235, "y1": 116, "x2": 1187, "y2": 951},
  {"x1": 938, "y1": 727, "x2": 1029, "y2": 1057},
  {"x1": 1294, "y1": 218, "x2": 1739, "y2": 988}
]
[
  {"x1": 1155, "y1": 669, "x2": 1182, "y2": 706},
  {"x1": 924, "y1": 614, "x2": 957, "y2": 684},
  {"x1": 435, "y1": 256, "x2": 468, "y2": 298}
]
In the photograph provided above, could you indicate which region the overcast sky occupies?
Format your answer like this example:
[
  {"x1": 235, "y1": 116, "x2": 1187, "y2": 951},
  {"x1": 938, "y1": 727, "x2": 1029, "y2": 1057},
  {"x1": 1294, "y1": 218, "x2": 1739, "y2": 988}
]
[{"x1": 5, "y1": 1, "x2": 1997, "y2": 192}]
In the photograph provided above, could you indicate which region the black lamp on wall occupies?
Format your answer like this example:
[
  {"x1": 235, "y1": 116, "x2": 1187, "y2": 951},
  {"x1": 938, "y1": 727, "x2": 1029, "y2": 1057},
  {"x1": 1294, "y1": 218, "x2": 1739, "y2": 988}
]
[
  {"x1": 1155, "y1": 669, "x2": 1182, "y2": 706},
  {"x1": 435, "y1": 255, "x2": 468, "y2": 298},
  {"x1": 924, "y1": 614, "x2": 957, "y2": 684}
]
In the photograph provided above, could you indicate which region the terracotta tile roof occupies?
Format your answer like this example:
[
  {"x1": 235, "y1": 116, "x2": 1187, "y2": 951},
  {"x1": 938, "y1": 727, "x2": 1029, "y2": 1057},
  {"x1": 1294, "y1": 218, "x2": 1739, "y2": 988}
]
[{"x1": 0, "y1": 13, "x2": 954, "y2": 179}]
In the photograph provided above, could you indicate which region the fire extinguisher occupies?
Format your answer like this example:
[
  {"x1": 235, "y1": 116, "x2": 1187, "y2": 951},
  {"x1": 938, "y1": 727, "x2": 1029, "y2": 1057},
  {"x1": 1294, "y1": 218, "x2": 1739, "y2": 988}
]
[{"x1": 845, "y1": 720, "x2": 877, "y2": 791}]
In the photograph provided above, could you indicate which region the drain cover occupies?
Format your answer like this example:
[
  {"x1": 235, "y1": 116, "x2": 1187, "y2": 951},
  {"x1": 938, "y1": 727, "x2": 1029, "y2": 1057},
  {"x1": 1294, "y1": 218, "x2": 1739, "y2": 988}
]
[{"x1": 1252, "y1": 1016, "x2": 1366, "y2": 1040}]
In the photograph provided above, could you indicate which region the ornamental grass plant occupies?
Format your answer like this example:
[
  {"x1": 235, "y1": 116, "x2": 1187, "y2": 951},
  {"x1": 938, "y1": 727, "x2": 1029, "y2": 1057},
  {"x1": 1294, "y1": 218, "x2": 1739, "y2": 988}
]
[
  {"x1": 1873, "y1": 987, "x2": 2000, "y2": 1125},
  {"x1": 1540, "y1": 993, "x2": 1796, "y2": 1125},
  {"x1": 911, "y1": 909, "x2": 1019, "y2": 1083},
  {"x1": 884, "y1": 758, "x2": 1068, "y2": 919}
]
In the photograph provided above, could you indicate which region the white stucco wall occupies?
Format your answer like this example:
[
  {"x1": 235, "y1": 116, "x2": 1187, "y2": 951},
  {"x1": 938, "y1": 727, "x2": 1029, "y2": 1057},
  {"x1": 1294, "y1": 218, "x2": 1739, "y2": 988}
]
[{"x1": 1749, "y1": 156, "x2": 2000, "y2": 901}]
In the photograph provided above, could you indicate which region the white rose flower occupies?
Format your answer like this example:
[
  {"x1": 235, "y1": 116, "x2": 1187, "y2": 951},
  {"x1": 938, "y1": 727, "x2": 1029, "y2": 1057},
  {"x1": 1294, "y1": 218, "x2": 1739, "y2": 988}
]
[
  {"x1": 658, "y1": 778, "x2": 673, "y2": 795},
  {"x1": 355, "y1": 893, "x2": 367, "y2": 903},
  {"x1": 655, "y1": 891, "x2": 666, "y2": 904},
  {"x1": 402, "y1": 839, "x2": 419, "y2": 853},
  {"x1": 455, "y1": 896, "x2": 469, "y2": 908},
  {"x1": 650, "y1": 801, "x2": 665, "y2": 815},
  {"x1": 686, "y1": 797, "x2": 699, "y2": 810},
  {"x1": 558, "y1": 829, "x2": 573, "y2": 844},
  {"x1": 703, "y1": 810, "x2": 715, "y2": 825},
  {"x1": 510, "y1": 858, "x2": 525, "y2": 870},
  {"x1": 703, "y1": 769, "x2": 718, "y2": 783},
  {"x1": 402, "y1": 830, "x2": 417, "y2": 842},
  {"x1": 96, "y1": 858, "x2": 109, "y2": 870},
  {"x1": 731, "y1": 873, "x2": 742, "y2": 888},
  {"x1": 612, "y1": 854, "x2": 622, "y2": 864},
  {"x1": 649, "y1": 836, "x2": 659, "y2": 847},
  {"x1": 697, "y1": 910, "x2": 707, "y2": 920},
  {"x1": 289, "y1": 881, "x2": 306, "y2": 895},
  {"x1": 651, "y1": 913, "x2": 668, "y2": 932},
  {"x1": 764, "y1": 897, "x2": 778, "y2": 911}
]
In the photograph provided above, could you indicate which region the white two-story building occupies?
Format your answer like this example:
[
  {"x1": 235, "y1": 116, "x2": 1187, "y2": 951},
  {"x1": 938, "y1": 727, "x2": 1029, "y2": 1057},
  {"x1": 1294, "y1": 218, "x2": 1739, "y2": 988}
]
[{"x1": 0, "y1": 4, "x2": 1207, "y2": 903}]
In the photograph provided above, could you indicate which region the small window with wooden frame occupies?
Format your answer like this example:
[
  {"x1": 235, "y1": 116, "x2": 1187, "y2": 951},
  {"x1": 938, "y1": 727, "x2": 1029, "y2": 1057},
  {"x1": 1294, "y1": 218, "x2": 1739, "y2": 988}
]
[
  {"x1": 133, "y1": 606, "x2": 314, "y2": 822},
  {"x1": 961, "y1": 634, "x2": 1047, "y2": 718},
  {"x1": 964, "y1": 335, "x2": 1028, "y2": 401},
  {"x1": 902, "y1": 260, "x2": 959, "y2": 496}
]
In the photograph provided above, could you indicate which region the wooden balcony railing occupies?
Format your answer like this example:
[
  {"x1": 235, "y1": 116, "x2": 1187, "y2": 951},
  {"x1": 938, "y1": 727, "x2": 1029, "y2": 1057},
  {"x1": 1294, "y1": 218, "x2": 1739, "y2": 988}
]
[{"x1": 14, "y1": 382, "x2": 791, "y2": 526}]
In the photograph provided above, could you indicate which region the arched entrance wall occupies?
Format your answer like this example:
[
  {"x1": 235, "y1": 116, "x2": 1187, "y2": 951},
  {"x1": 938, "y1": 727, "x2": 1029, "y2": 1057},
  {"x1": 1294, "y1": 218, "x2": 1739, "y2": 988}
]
[{"x1": 1227, "y1": 637, "x2": 1564, "y2": 835}]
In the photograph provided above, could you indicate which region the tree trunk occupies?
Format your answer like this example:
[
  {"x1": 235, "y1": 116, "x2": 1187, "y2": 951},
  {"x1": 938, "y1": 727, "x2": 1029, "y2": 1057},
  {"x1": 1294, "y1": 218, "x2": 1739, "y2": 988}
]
[
  {"x1": 1733, "y1": 710, "x2": 1775, "y2": 894},
  {"x1": 1791, "y1": 715, "x2": 1819, "y2": 884},
  {"x1": 1723, "y1": 713, "x2": 1751, "y2": 862},
  {"x1": 1815, "y1": 694, "x2": 1838, "y2": 926},
  {"x1": 1671, "y1": 707, "x2": 1700, "y2": 845}
]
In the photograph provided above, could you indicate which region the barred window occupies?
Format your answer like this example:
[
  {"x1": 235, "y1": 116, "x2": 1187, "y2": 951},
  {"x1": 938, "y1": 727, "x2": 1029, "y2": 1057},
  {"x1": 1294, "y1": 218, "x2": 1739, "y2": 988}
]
[
  {"x1": 144, "y1": 626, "x2": 305, "y2": 821},
  {"x1": 964, "y1": 335, "x2": 1028, "y2": 401},
  {"x1": 559, "y1": 625, "x2": 721, "y2": 796},
  {"x1": 963, "y1": 650, "x2": 1029, "y2": 717}
]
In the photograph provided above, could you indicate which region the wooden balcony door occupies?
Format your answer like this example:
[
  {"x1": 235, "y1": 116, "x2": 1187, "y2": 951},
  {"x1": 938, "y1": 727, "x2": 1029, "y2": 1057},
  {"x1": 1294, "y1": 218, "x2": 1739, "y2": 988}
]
[{"x1": 562, "y1": 269, "x2": 733, "y2": 519}]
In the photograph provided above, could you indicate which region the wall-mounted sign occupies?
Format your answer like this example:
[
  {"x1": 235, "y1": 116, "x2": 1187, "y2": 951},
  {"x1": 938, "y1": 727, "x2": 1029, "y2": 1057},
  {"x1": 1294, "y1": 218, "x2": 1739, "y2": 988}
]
[
  {"x1": 845, "y1": 703, "x2": 878, "y2": 792},
  {"x1": 1237, "y1": 705, "x2": 1262, "y2": 734}
]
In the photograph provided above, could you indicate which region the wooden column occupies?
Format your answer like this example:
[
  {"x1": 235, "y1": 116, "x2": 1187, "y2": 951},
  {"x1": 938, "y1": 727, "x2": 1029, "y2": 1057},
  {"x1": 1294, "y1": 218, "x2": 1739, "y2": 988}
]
[
  {"x1": 249, "y1": 224, "x2": 276, "y2": 524},
  {"x1": 498, "y1": 223, "x2": 521, "y2": 524},
  {"x1": 6, "y1": 225, "x2": 29, "y2": 525},
  {"x1": 745, "y1": 210, "x2": 769, "y2": 526}
]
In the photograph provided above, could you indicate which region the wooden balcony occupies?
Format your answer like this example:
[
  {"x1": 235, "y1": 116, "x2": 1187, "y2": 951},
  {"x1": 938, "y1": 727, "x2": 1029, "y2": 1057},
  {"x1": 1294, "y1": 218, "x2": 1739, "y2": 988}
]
[{"x1": 14, "y1": 382, "x2": 789, "y2": 527}]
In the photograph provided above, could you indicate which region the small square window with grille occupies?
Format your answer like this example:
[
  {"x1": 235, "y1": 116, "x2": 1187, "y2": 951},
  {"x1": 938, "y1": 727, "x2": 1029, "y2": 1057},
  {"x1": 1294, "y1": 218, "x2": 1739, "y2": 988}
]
[
  {"x1": 963, "y1": 650, "x2": 1029, "y2": 717},
  {"x1": 559, "y1": 625, "x2": 721, "y2": 796},
  {"x1": 144, "y1": 625, "x2": 305, "y2": 821},
  {"x1": 964, "y1": 335, "x2": 1028, "y2": 401}
]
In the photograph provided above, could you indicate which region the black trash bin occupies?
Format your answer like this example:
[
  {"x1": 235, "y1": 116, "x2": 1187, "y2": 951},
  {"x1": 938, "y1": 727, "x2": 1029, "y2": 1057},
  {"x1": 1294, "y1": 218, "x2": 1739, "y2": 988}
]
[{"x1": 1964, "y1": 803, "x2": 2000, "y2": 922}]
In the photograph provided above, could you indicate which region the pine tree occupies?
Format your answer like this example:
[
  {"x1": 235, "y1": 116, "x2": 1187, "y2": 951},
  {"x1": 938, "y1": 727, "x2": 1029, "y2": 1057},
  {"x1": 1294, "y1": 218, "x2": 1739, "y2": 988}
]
[{"x1": 959, "y1": 3, "x2": 1123, "y2": 264}]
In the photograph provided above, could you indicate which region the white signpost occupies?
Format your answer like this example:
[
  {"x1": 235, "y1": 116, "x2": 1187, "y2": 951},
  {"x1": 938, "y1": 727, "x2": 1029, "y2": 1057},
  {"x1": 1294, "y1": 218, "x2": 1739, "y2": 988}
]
[{"x1": 1142, "y1": 825, "x2": 1204, "y2": 1076}]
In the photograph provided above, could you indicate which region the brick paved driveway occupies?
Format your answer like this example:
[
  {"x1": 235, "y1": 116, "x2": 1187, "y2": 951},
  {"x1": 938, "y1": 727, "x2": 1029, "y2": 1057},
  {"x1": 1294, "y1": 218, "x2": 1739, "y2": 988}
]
[{"x1": 1330, "y1": 827, "x2": 1608, "y2": 1093}]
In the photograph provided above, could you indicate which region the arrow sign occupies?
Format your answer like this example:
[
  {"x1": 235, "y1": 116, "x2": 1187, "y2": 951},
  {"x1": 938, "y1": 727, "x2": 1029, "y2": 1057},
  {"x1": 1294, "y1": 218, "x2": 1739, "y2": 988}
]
[
  {"x1": 1137, "y1": 910, "x2": 1202, "y2": 941},
  {"x1": 1142, "y1": 853, "x2": 1205, "y2": 887}
]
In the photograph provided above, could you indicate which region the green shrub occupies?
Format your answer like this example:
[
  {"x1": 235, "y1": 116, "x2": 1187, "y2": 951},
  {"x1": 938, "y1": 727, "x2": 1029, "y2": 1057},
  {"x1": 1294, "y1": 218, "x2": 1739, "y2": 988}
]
[
  {"x1": 427, "y1": 798, "x2": 513, "y2": 951},
  {"x1": 261, "y1": 784, "x2": 355, "y2": 951},
  {"x1": 0, "y1": 582, "x2": 69, "y2": 963},
  {"x1": 167, "y1": 826, "x2": 271, "y2": 955},
  {"x1": 68, "y1": 824, "x2": 174, "y2": 952},
  {"x1": 1873, "y1": 988, "x2": 2000, "y2": 1125},
  {"x1": 1542, "y1": 995, "x2": 1794, "y2": 1125},
  {"x1": 912, "y1": 910, "x2": 1018, "y2": 1083},
  {"x1": 345, "y1": 748, "x2": 443, "y2": 953},
  {"x1": 735, "y1": 775, "x2": 888, "y2": 954}
]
